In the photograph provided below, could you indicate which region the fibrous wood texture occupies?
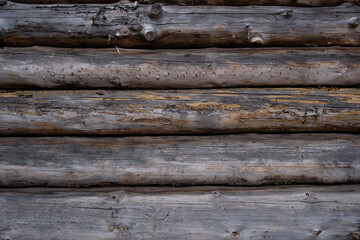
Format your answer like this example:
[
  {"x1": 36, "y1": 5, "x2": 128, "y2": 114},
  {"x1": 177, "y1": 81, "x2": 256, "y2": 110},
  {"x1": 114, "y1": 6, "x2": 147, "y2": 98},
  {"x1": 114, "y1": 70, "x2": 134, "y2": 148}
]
[
  {"x1": 137, "y1": 0, "x2": 360, "y2": 6},
  {"x1": 0, "y1": 88, "x2": 359, "y2": 135},
  {"x1": 8, "y1": 0, "x2": 360, "y2": 6},
  {"x1": 1, "y1": 47, "x2": 359, "y2": 89},
  {"x1": 1, "y1": 134, "x2": 359, "y2": 187},
  {"x1": 0, "y1": 2, "x2": 359, "y2": 48},
  {"x1": 0, "y1": 185, "x2": 359, "y2": 240}
]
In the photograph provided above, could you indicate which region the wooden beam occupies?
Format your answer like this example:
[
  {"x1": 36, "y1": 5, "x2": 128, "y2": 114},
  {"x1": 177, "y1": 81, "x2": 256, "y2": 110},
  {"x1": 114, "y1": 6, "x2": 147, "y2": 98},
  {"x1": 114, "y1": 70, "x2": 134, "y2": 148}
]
[
  {"x1": 8, "y1": 0, "x2": 360, "y2": 6},
  {"x1": 12, "y1": 0, "x2": 116, "y2": 3},
  {"x1": 137, "y1": 0, "x2": 360, "y2": 6},
  {"x1": 1, "y1": 47, "x2": 360, "y2": 89},
  {"x1": 1, "y1": 185, "x2": 359, "y2": 239},
  {"x1": 1, "y1": 134, "x2": 359, "y2": 187},
  {"x1": 0, "y1": 2, "x2": 359, "y2": 48},
  {"x1": 0, "y1": 88, "x2": 359, "y2": 135}
]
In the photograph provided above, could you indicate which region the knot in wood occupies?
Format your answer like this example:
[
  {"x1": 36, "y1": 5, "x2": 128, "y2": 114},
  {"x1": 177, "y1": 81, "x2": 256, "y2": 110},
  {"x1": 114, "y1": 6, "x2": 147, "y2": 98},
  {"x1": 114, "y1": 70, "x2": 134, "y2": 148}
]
[
  {"x1": 348, "y1": 17, "x2": 359, "y2": 28},
  {"x1": 149, "y1": 3, "x2": 163, "y2": 19},
  {"x1": 278, "y1": 10, "x2": 293, "y2": 19}
]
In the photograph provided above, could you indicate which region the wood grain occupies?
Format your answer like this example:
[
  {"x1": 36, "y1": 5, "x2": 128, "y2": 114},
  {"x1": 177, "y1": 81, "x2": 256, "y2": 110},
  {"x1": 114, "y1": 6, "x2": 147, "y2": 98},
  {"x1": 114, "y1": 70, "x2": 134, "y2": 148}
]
[
  {"x1": 8, "y1": 0, "x2": 360, "y2": 6},
  {"x1": 0, "y1": 2, "x2": 359, "y2": 48},
  {"x1": 1, "y1": 134, "x2": 359, "y2": 187},
  {"x1": 0, "y1": 185, "x2": 359, "y2": 240},
  {"x1": 1, "y1": 47, "x2": 360, "y2": 89},
  {"x1": 0, "y1": 88, "x2": 360, "y2": 135},
  {"x1": 139, "y1": 0, "x2": 360, "y2": 6}
]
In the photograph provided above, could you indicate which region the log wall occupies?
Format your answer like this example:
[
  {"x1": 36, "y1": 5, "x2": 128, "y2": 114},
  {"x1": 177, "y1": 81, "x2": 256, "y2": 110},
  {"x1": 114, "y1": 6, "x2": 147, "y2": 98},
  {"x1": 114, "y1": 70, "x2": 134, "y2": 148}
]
[{"x1": 0, "y1": 0, "x2": 359, "y2": 238}]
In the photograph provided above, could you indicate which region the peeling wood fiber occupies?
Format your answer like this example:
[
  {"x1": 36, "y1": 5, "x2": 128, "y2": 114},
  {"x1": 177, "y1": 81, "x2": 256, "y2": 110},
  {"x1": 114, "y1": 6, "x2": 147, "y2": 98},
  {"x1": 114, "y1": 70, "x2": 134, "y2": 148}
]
[
  {"x1": 0, "y1": 88, "x2": 360, "y2": 135},
  {"x1": 0, "y1": 185, "x2": 359, "y2": 240},
  {"x1": 0, "y1": 2, "x2": 359, "y2": 48},
  {"x1": 0, "y1": 134, "x2": 359, "y2": 187},
  {"x1": 1, "y1": 47, "x2": 360, "y2": 89}
]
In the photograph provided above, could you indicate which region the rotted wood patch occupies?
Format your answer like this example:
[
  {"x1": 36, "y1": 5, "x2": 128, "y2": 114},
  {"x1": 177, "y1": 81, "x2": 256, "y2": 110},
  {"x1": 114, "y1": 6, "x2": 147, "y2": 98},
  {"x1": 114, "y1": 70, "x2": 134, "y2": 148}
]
[
  {"x1": 0, "y1": 134, "x2": 359, "y2": 187},
  {"x1": 0, "y1": 185, "x2": 359, "y2": 240},
  {"x1": 1, "y1": 47, "x2": 360, "y2": 89},
  {"x1": 0, "y1": 2, "x2": 359, "y2": 47},
  {"x1": 7, "y1": 0, "x2": 360, "y2": 6},
  {"x1": 0, "y1": 88, "x2": 359, "y2": 135}
]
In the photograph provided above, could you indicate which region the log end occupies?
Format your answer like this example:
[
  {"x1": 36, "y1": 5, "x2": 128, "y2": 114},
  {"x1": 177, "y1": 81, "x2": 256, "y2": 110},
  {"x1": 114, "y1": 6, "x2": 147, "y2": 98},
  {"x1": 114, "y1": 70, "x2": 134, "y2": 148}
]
[{"x1": 143, "y1": 25, "x2": 157, "y2": 41}]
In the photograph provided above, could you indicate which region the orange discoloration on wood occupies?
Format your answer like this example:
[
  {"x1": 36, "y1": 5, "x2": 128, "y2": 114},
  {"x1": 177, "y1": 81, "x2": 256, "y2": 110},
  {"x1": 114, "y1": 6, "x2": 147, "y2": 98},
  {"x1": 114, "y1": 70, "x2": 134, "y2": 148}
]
[
  {"x1": 185, "y1": 102, "x2": 242, "y2": 110},
  {"x1": 40, "y1": 123, "x2": 56, "y2": 130},
  {"x1": 270, "y1": 99, "x2": 329, "y2": 105}
]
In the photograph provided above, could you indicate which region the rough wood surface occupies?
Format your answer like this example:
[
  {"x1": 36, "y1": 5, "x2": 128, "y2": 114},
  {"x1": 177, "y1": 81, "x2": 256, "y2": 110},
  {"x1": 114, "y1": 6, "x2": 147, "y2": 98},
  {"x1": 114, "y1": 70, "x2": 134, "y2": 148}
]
[
  {"x1": 8, "y1": 0, "x2": 360, "y2": 6},
  {"x1": 1, "y1": 134, "x2": 359, "y2": 187},
  {"x1": 12, "y1": 0, "x2": 116, "y2": 3},
  {"x1": 1, "y1": 47, "x2": 360, "y2": 89},
  {"x1": 0, "y1": 185, "x2": 359, "y2": 240},
  {"x1": 0, "y1": 2, "x2": 359, "y2": 48},
  {"x1": 138, "y1": 0, "x2": 360, "y2": 6},
  {"x1": 1, "y1": 88, "x2": 360, "y2": 135}
]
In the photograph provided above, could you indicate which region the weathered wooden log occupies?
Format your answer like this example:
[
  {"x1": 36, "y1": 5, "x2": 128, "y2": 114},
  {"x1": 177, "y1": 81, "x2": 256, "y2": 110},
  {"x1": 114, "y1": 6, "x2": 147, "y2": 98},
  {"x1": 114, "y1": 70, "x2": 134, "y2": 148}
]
[
  {"x1": 0, "y1": 88, "x2": 359, "y2": 135},
  {"x1": 13, "y1": 0, "x2": 116, "y2": 3},
  {"x1": 137, "y1": 0, "x2": 360, "y2": 6},
  {"x1": 1, "y1": 134, "x2": 359, "y2": 187},
  {"x1": 0, "y1": 185, "x2": 359, "y2": 240},
  {"x1": 8, "y1": 0, "x2": 360, "y2": 6},
  {"x1": 0, "y1": 2, "x2": 359, "y2": 48},
  {"x1": 1, "y1": 47, "x2": 360, "y2": 89}
]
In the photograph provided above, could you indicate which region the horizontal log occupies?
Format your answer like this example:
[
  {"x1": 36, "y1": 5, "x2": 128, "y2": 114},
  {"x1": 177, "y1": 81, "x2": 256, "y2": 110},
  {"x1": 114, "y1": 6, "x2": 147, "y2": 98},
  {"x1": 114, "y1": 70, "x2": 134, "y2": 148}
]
[
  {"x1": 0, "y1": 2, "x2": 359, "y2": 48},
  {"x1": 1, "y1": 47, "x2": 360, "y2": 89},
  {"x1": 8, "y1": 0, "x2": 360, "y2": 6},
  {"x1": 141, "y1": 0, "x2": 360, "y2": 6},
  {"x1": 0, "y1": 88, "x2": 360, "y2": 135},
  {"x1": 1, "y1": 134, "x2": 359, "y2": 187},
  {"x1": 1, "y1": 185, "x2": 359, "y2": 239},
  {"x1": 12, "y1": 0, "x2": 116, "y2": 3}
]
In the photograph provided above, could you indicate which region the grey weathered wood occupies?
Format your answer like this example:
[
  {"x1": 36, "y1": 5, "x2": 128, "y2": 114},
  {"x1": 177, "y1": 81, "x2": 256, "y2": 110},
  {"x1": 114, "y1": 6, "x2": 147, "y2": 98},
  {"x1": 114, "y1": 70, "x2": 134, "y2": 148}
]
[
  {"x1": 139, "y1": 0, "x2": 360, "y2": 6},
  {"x1": 8, "y1": 0, "x2": 360, "y2": 6},
  {"x1": 0, "y1": 185, "x2": 359, "y2": 240},
  {"x1": 0, "y1": 134, "x2": 359, "y2": 187},
  {"x1": 13, "y1": 0, "x2": 116, "y2": 3},
  {"x1": 1, "y1": 47, "x2": 360, "y2": 89},
  {"x1": 0, "y1": 2, "x2": 359, "y2": 48},
  {"x1": 1, "y1": 88, "x2": 360, "y2": 135}
]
